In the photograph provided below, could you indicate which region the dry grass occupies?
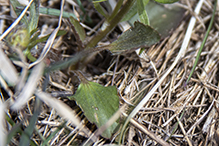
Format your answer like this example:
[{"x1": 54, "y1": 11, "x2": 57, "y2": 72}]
[{"x1": 1, "y1": 0, "x2": 219, "y2": 145}]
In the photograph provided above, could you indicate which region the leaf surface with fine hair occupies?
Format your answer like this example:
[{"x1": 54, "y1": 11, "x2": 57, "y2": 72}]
[{"x1": 68, "y1": 81, "x2": 119, "y2": 138}]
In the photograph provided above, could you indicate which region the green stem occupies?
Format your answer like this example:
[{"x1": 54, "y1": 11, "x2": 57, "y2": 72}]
[
  {"x1": 167, "y1": 108, "x2": 185, "y2": 142},
  {"x1": 107, "y1": 0, "x2": 124, "y2": 22},
  {"x1": 85, "y1": 0, "x2": 136, "y2": 49},
  {"x1": 185, "y1": 0, "x2": 217, "y2": 85}
]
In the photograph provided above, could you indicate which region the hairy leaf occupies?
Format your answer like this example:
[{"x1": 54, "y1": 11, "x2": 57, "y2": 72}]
[
  {"x1": 68, "y1": 81, "x2": 119, "y2": 138},
  {"x1": 109, "y1": 21, "x2": 160, "y2": 54},
  {"x1": 29, "y1": 0, "x2": 39, "y2": 32}
]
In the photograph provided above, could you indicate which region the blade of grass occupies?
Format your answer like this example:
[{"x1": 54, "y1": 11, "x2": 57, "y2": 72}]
[
  {"x1": 39, "y1": 7, "x2": 77, "y2": 19},
  {"x1": 76, "y1": 0, "x2": 92, "y2": 23},
  {"x1": 40, "y1": 121, "x2": 67, "y2": 146},
  {"x1": 167, "y1": 108, "x2": 185, "y2": 142},
  {"x1": 19, "y1": 98, "x2": 41, "y2": 146},
  {"x1": 35, "y1": 127, "x2": 49, "y2": 146},
  {"x1": 5, "y1": 114, "x2": 37, "y2": 145},
  {"x1": 185, "y1": 0, "x2": 217, "y2": 85},
  {"x1": 7, "y1": 123, "x2": 22, "y2": 144}
]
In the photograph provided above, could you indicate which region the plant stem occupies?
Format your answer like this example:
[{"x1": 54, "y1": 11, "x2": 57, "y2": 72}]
[
  {"x1": 85, "y1": 0, "x2": 136, "y2": 49},
  {"x1": 107, "y1": 0, "x2": 124, "y2": 22}
]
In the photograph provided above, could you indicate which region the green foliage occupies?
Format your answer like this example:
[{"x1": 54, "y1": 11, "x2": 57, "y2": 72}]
[
  {"x1": 46, "y1": 22, "x2": 160, "y2": 72},
  {"x1": 109, "y1": 22, "x2": 160, "y2": 54},
  {"x1": 122, "y1": 0, "x2": 185, "y2": 38},
  {"x1": 69, "y1": 16, "x2": 86, "y2": 42},
  {"x1": 9, "y1": 0, "x2": 28, "y2": 25},
  {"x1": 121, "y1": 0, "x2": 150, "y2": 22},
  {"x1": 93, "y1": 0, "x2": 107, "y2": 3},
  {"x1": 28, "y1": 0, "x2": 39, "y2": 32},
  {"x1": 154, "y1": 0, "x2": 179, "y2": 4},
  {"x1": 186, "y1": 0, "x2": 217, "y2": 85},
  {"x1": 68, "y1": 81, "x2": 119, "y2": 138},
  {"x1": 20, "y1": 98, "x2": 41, "y2": 146},
  {"x1": 6, "y1": 26, "x2": 30, "y2": 50},
  {"x1": 93, "y1": 0, "x2": 108, "y2": 18},
  {"x1": 137, "y1": 0, "x2": 150, "y2": 25}
]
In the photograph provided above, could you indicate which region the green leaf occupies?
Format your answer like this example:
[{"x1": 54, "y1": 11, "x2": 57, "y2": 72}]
[
  {"x1": 154, "y1": 0, "x2": 179, "y2": 4},
  {"x1": 69, "y1": 16, "x2": 86, "y2": 42},
  {"x1": 122, "y1": 1, "x2": 184, "y2": 38},
  {"x1": 109, "y1": 21, "x2": 160, "y2": 54},
  {"x1": 15, "y1": 6, "x2": 78, "y2": 19},
  {"x1": 68, "y1": 81, "x2": 119, "y2": 138},
  {"x1": 6, "y1": 26, "x2": 30, "y2": 50},
  {"x1": 27, "y1": 30, "x2": 67, "y2": 50},
  {"x1": 28, "y1": 0, "x2": 39, "y2": 32},
  {"x1": 137, "y1": 0, "x2": 150, "y2": 25},
  {"x1": 121, "y1": 0, "x2": 149, "y2": 22},
  {"x1": 9, "y1": 0, "x2": 28, "y2": 26},
  {"x1": 39, "y1": 7, "x2": 77, "y2": 19},
  {"x1": 93, "y1": 1, "x2": 108, "y2": 18}
]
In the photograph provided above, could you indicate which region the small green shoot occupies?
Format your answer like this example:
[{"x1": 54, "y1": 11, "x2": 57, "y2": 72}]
[{"x1": 6, "y1": 26, "x2": 30, "y2": 50}]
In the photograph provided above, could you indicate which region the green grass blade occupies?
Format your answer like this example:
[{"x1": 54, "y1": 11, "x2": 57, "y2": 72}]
[
  {"x1": 7, "y1": 123, "x2": 22, "y2": 144},
  {"x1": 5, "y1": 114, "x2": 37, "y2": 145},
  {"x1": 185, "y1": 0, "x2": 217, "y2": 85},
  {"x1": 41, "y1": 121, "x2": 67, "y2": 146},
  {"x1": 19, "y1": 98, "x2": 41, "y2": 146}
]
